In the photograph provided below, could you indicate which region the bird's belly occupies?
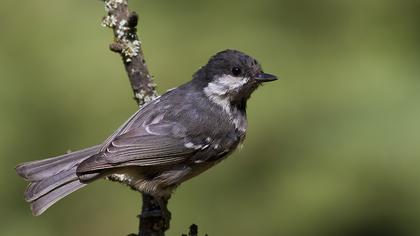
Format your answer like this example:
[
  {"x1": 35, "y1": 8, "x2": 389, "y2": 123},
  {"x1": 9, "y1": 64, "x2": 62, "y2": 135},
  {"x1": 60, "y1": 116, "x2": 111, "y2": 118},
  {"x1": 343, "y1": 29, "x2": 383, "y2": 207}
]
[{"x1": 105, "y1": 130, "x2": 245, "y2": 197}]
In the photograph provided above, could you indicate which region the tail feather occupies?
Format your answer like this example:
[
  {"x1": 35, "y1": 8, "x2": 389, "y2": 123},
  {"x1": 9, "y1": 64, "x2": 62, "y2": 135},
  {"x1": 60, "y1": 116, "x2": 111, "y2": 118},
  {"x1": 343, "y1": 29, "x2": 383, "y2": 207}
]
[
  {"x1": 16, "y1": 145, "x2": 101, "y2": 181},
  {"x1": 30, "y1": 180, "x2": 86, "y2": 216},
  {"x1": 15, "y1": 145, "x2": 101, "y2": 215},
  {"x1": 25, "y1": 167, "x2": 78, "y2": 202}
]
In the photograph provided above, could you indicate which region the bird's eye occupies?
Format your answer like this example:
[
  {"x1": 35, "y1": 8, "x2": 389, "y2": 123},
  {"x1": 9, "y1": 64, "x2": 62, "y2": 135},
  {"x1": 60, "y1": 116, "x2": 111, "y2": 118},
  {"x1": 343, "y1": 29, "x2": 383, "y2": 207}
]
[{"x1": 232, "y1": 67, "x2": 241, "y2": 76}]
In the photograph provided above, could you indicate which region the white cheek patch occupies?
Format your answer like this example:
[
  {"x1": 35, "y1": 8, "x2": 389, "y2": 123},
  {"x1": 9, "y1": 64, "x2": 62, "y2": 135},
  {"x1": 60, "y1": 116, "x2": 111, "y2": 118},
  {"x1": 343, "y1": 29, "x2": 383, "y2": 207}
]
[
  {"x1": 203, "y1": 75, "x2": 249, "y2": 114},
  {"x1": 204, "y1": 74, "x2": 249, "y2": 96},
  {"x1": 203, "y1": 75, "x2": 249, "y2": 132}
]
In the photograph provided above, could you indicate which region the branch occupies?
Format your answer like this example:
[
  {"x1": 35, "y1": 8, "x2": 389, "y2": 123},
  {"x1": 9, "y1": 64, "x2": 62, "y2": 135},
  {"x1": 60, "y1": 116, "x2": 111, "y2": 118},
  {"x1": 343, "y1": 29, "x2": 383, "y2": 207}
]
[
  {"x1": 102, "y1": 0, "x2": 158, "y2": 106},
  {"x1": 101, "y1": 0, "x2": 168, "y2": 235}
]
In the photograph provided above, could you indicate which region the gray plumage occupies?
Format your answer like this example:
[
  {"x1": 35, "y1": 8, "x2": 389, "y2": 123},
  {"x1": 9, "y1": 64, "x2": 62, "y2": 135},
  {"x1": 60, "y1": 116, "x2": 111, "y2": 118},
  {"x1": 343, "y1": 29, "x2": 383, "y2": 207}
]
[
  {"x1": 16, "y1": 49, "x2": 277, "y2": 216},
  {"x1": 16, "y1": 146, "x2": 99, "y2": 215}
]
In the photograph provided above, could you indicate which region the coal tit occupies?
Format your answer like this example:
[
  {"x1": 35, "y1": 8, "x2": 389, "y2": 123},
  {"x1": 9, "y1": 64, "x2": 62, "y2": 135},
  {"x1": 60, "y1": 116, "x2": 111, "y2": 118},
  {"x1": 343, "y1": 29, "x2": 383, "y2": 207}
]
[{"x1": 16, "y1": 49, "x2": 277, "y2": 216}]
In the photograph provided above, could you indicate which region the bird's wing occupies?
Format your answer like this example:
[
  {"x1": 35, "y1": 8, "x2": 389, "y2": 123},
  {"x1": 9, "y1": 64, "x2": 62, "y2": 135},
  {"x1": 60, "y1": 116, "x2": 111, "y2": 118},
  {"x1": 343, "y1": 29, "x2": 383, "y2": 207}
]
[
  {"x1": 98, "y1": 99, "x2": 158, "y2": 153},
  {"x1": 76, "y1": 121, "x2": 200, "y2": 173}
]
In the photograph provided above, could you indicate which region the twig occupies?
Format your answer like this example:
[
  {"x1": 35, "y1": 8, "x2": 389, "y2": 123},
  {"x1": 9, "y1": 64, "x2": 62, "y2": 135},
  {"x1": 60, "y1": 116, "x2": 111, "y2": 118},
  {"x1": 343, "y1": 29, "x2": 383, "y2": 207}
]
[
  {"x1": 102, "y1": 0, "x2": 158, "y2": 106},
  {"x1": 101, "y1": 0, "x2": 167, "y2": 235},
  {"x1": 182, "y1": 224, "x2": 200, "y2": 236}
]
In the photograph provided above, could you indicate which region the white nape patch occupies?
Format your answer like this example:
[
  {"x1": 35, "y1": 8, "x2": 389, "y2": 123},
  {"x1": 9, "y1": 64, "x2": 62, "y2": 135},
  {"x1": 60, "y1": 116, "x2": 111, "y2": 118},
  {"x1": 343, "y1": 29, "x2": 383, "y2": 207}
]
[
  {"x1": 185, "y1": 142, "x2": 202, "y2": 149},
  {"x1": 204, "y1": 74, "x2": 249, "y2": 132}
]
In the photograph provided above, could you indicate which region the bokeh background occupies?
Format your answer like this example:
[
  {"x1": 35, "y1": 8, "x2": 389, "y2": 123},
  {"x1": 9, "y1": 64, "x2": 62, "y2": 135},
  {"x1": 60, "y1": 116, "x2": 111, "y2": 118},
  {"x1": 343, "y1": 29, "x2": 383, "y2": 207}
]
[{"x1": 1, "y1": 0, "x2": 420, "y2": 235}]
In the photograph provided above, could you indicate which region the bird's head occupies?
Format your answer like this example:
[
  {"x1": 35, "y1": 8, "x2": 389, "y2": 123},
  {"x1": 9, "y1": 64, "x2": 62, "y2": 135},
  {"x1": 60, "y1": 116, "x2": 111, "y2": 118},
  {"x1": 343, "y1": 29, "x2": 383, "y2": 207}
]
[{"x1": 193, "y1": 49, "x2": 277, "y2": 109}]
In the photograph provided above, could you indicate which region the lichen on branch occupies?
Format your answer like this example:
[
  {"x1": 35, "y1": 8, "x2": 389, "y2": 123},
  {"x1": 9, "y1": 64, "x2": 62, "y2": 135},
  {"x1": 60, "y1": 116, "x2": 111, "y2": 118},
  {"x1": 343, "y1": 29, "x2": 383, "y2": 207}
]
[{"x1": 102, "y1": 0, "x2": 158, "y2": 106}]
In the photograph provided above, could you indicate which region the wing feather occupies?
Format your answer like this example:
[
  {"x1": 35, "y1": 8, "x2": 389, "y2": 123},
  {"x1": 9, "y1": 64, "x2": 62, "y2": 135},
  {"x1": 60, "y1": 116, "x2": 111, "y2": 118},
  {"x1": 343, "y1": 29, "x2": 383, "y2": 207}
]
[
  {"x1": 76, "y1": 97, "x2": 202, "y2": 174},
  {"x1": 77, "y1": 124, "x2": 197, "y2": 173}
]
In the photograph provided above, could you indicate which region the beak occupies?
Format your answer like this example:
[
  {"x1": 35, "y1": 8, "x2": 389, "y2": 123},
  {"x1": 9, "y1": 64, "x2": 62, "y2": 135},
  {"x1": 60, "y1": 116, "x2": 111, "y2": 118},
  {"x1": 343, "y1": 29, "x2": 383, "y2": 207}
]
[{"x1": 255, "y1": 73, "x2": 278, "y2": 82}]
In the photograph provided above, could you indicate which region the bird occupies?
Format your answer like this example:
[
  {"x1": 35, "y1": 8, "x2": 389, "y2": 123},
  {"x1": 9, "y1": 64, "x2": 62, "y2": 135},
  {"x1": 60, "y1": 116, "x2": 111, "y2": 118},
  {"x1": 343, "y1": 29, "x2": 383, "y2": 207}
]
[{"x1": 15, "y1": 49, "x2": 277, "y2": 216}]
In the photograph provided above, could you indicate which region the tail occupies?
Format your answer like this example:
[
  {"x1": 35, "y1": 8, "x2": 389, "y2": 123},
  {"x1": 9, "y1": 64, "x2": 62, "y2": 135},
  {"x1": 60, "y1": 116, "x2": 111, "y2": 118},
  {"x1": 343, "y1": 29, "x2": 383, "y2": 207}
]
[{"x1": 16, "y1": 145, "x2": 101, "y2": 216}]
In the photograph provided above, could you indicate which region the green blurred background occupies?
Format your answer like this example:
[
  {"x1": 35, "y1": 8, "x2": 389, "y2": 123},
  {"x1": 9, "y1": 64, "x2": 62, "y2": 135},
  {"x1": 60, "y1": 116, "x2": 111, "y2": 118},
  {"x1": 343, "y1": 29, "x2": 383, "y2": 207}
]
[{"x1": 1, "y1": 0, "x2": 420, "y2": 235}]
